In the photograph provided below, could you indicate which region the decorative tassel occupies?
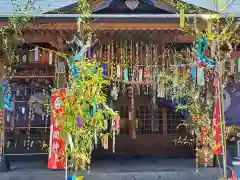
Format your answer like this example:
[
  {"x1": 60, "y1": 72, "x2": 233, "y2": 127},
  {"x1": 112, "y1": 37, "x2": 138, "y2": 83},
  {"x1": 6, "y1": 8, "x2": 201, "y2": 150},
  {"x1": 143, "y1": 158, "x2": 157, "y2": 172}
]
[
  {"x1": 41, "y1": 50, "x2": 47, "y2": 64},
  {"x1": 138, "y1": 68, "x2": 143, "y2": 82},
  {"x1": 34, "y1": 46, "x2": 39, "y2": 61},
  {"x1": 124, "y1": 68, "x2": 128, "y2": 81},
  {"x1": 76, "y1": 116, "x2": 83, "y2": 128},
  {"x1": 49, "y1": 50, "x2": 53, "y2": 65},
  {"x1": 197, "y1": 68, "x2": 205, "y2": 86}
]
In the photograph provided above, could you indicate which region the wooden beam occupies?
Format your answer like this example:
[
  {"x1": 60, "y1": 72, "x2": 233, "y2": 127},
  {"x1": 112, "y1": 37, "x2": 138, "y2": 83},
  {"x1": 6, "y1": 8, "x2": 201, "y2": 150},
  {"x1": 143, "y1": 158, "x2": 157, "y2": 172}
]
[{"x1": 27, "y1": 23, "x2": 179, "y2": 31}]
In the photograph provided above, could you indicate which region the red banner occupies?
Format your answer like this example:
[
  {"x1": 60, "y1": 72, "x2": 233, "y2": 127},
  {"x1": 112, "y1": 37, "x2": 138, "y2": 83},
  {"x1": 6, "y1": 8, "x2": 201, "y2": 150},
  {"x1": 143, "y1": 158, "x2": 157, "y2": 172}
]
[
  {"x1": 213, "y1": 85, "x2": 222, "y2": 156},
  {"x1": 48, "y1": 89, "x2": 66, "y2": 170}
]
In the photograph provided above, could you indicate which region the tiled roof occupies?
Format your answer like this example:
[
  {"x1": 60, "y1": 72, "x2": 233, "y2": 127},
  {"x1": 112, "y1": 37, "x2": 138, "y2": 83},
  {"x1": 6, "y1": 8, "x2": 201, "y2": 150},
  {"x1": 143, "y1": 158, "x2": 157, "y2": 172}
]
[{"x1": 0, "y1": 0, "x2": 239, "y2": 15}]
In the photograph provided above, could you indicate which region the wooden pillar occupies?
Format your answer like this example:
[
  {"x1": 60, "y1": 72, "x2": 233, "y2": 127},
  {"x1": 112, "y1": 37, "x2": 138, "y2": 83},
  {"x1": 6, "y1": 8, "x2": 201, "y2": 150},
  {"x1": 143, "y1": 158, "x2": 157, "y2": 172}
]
[
  {"x1": 130, "y1": 88, "x2": 136, "y2": 139},
  {"x1": 162, "y1": 108, "x2": 168, "y2": 135}
]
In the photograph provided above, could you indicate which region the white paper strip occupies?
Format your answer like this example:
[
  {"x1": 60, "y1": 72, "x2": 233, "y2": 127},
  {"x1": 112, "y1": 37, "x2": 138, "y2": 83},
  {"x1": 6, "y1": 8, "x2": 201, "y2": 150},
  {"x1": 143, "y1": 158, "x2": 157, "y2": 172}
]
[
  {"x1": 49, "y1": 50, "x2": 53, "y2": 65},
  {"x1": 34, "y1": 47, "x2": 39, "y2": 61}
]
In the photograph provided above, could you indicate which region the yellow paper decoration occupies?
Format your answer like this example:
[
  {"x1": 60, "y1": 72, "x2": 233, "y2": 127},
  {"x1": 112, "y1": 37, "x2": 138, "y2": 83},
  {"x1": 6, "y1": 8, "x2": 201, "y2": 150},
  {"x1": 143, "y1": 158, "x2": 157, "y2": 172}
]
[
  {"x1": 76, "y1": 176, "x2": 83, "y2": 180},
  {"x1": 207, "y1": 20, "x2": 212, "y2": 33},
  {"x1": 180, "y1": 9, "x2": 185, "y2": 28}
]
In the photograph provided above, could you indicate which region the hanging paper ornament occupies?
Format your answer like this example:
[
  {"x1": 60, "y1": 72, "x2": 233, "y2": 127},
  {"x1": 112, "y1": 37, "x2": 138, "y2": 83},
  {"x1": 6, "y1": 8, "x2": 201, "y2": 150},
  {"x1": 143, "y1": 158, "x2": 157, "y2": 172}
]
[
  {"x1": 237, "y1": 58, "x2": 240, "y2": 73},
  {"x1": 116, "y1": 64, "x2": 121, "y2": 78},
  {"x1": 191, "y1": 65, "x2": 197, "y2": 79},
  {"x1": 41, "y1": 50, "x2": 47, "y2": 64},
  {"x1": 72, "y1": 64, "x2": 79, "y2": 79},
  {"x1": 67, "y1": 132, "x2": 74, "y2": 150},
  {"x1": 34, "y1": 46, "x2": 39, "y2": 61},
  {"x1": 103, "y1": 134, "x2": 108, "y2": 149},
  {"x1": 230, "y1": 60, "x2": 235, "y2": 74},
  {"x1": 76, "y1": 116, "x2": 83, "y2": 128},
  {"x1": 104, "y1": 120, "x2": 108, "y2": 130},
  {"x1": 49, "y1": 50, "x2": 53, "y2": 65},
  {"x1": 157, "y1": 83, "x2": 165, "y2": 98},
  {"x1": 115, "y1": 118, "x2": 119, "y2": 129},
  {"x1": 74, "y1": 46, "x2": 87, "y2": 61},
  {"x1": 197, "y1": 68, "x2": 205, "y2": 86},
  {"x1": 68, "y1": 90, "x2": 74, "y2": 104},
  {"x1": 174, "y1": 67, "x2": 179, "y2": 84},
  {"x1": 180, "y1": 9, "x2": 185, "y2": 28},
  {"x1": 72, "y1": 175, "x2": 77, "y2": 180},
  {"x1": 138, "y1": 68, "x2": 143, "y2": 82},
  {"x1": 123, "y1": 68, "x2": 128, "y2": 81},
  {"x1": 111, "y1": 86, "x2": 118, "y2": 100},
  {"x1": 92, "y1": 105, "x2": 97, "y2": 116},
  {"x1": 88, "y1": 47, "x2": 91, "y2": 58},
  {"x1": 102, "y1": 63, "x2": 108, "y2": 76},
  {"x1": 207, "y1": 20, "x2": 212, "y2": 33}
]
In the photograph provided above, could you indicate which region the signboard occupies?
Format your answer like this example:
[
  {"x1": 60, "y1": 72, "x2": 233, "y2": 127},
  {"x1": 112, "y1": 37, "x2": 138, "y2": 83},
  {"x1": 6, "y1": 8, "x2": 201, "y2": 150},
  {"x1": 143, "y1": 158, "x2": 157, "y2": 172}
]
[
  {"x1": 48, "y1": 89, "x2": 66, "y2": 170},
  {"x1": 224, "y1": 82, "x2": 240, "y2": 126}
]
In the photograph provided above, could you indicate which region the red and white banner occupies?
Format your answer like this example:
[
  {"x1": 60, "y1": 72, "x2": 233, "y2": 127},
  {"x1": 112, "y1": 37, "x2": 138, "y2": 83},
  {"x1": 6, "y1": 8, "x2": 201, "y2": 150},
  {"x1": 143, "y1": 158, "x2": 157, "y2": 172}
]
[
  {"x1": 48, "y1": 89, "x2": 66, "y2": 170},
  {"x1": 213, "y1": 85, "x2": 222, "y2": 156}
]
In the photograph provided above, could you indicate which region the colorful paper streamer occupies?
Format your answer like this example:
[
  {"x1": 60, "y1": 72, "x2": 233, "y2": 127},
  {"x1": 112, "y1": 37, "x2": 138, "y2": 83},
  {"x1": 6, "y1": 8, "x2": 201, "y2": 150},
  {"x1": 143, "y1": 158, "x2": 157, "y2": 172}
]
[
  {"x1": 76, "y1": 116, "x2": 83, "y2": 128},
  {"x1": 180, "y1": 9, "x2": 185, "y2": 28}
]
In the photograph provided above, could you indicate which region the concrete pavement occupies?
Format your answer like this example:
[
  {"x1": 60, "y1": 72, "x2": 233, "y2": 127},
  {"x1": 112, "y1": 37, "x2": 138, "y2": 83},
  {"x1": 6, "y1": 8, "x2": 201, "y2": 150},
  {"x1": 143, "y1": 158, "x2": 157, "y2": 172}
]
[{"x1": 0, "y1": 158, "x2": 222, "y2": 180}]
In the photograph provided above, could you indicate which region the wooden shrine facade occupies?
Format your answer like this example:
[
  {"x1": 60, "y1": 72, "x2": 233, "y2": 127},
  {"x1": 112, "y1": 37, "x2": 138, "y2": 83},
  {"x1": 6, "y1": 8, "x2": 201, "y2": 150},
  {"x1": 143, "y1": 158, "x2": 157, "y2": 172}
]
[{"x1": 1, "y1": 0, "x2": 240, "y2": 158}]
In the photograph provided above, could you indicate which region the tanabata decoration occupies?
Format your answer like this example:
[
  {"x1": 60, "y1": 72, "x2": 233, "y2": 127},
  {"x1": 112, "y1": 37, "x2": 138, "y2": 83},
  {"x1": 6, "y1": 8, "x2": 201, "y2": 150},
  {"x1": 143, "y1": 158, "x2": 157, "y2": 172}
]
[
  {"x1": 0, "y1": 84, "x2": 4, "y2": 110},
  {"x1": 102, "y1": 63, "x2": 108, "y2": 76},
  {"x1": 196, "y1": 36, "x2": 216, "y2": 68},
  {"x1": 67, "y1": 175, "x2": 83, "y2": 180},
  {"x1": 2, "y1": 80, "x2": 13, "y2": 112},
  {"x1": 76, "y1": 116, "x2": 83, "y2": 128},
  {"x1": 34, "y1": 46, "x2": 39, "y2": 61}
]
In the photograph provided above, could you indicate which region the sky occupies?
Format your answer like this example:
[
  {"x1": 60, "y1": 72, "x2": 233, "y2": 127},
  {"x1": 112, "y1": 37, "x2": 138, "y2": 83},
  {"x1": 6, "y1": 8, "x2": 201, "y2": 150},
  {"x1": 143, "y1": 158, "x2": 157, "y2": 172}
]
[
  {"x1": 183, "y1": 0, "x2": 240, "y2": 13},
  {"x1": 0, "y1": 0, "x2": 239, "y2": 14}
]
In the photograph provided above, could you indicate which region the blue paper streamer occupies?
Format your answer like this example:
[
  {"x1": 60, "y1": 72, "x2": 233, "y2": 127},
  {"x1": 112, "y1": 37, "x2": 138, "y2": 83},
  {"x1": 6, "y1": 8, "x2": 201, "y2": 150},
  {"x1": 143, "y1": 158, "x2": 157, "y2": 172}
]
[
  {"x1": 2, "y1": 80, "x2": 13, "y2": 112},
  {"x1": 197, "y1": 36, "x2": 216, "y2": 68},
  {"x1": 74, "y1": 46, "x2": 87, "y2": 61},
  {"x1": 191, "y1": 65, "x2": 197, "y2": 78},
  {"x1": 102, "y1": 63, "x2": 108, "y2": 76}
]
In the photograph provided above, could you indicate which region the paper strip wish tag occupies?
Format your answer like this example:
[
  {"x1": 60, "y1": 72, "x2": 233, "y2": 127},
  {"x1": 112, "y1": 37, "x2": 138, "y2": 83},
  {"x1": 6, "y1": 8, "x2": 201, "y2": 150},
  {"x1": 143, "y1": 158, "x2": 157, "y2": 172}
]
[
  {"x1": 103, "y1": 134, "x2": 108, "y2": 149},
  {"x1": 180, "y1": 9, "x2": 185, "y2": 28}
]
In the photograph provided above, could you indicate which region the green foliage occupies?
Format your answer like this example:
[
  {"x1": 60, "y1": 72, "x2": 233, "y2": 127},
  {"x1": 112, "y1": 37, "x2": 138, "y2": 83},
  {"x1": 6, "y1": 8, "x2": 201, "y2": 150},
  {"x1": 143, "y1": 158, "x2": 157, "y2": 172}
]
[{"x1": 61, "y1": 60, "x2": 119, "y2": 170}]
